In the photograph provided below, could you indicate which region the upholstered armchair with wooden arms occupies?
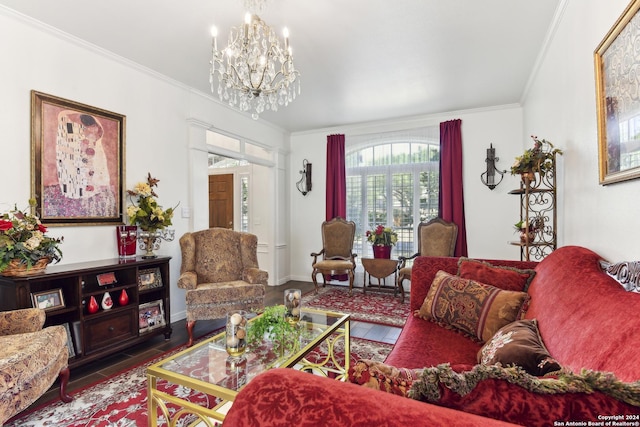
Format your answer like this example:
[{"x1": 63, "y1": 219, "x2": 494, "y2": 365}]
[
  {"x1": 178, "y1": 228, "x2": 267, "y2": 347},
  {"x1": 0, "y1": 308, "x2": 72, "y2": 425},
  {"x1": 310, "y1": 217, "x2": 358, "y2": 294},
  {"x1": 397, "y1": 218, "x2": 458, "y2": 291}
]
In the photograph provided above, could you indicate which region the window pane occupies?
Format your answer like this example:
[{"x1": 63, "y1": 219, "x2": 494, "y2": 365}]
[
  {"x1": 392, "y1": 172, "x2": 413, "y2": 258},
  {"x1": 240, "y1": 176, "x2": 249, "y2": 232}
]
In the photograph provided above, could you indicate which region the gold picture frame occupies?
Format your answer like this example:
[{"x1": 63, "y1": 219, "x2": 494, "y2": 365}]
[
  {"x1": 138, "y1": 267, "x2": 163, "y2": 290},
  {"x1": 31, "y1": 288, "x2": 65, "y2": 311},
  {"x1": 31, "y1": 90, "x2": 126, "y2": 225},
  {"x1": 138, "y1": 300, "x2": 165, "y2": 333},
  {"x1": 595, "y1": 0, "x2": 640, "y2": 185}
]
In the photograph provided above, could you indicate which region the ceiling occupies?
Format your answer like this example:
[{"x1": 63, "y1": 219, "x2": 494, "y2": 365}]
[{"x1": 0, "y1": 0, "x2": 560, "y2": 133}]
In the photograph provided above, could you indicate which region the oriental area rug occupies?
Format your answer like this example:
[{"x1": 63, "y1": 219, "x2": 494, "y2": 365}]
[
  {"x1": 8, "y1": 287, "x2": 405, "y2": 427},
  {"x1": 302, "y1": 285, "x2": 411, "y2": 327}
]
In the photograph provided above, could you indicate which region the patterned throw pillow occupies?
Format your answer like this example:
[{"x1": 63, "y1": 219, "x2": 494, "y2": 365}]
[
  {"x1": 457, "y1": 258, "x2": 536, "y2": 292},
  {"x1": 415, "y1": 270, "x2": 529, "y2": 342},
  {"x1": 478, "y1": 319, "x2": 561, "y2": 376}
]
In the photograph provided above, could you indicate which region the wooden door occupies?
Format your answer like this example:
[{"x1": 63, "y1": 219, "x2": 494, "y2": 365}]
[{"x1": 209, "y1": 174, "x2": 234, "y2": 228}]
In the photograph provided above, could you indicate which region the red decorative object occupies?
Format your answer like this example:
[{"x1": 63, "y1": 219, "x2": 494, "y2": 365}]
[
  {"x1": 372, "y1": 245, "x2": 391, "y2": 259},
  {"x1": 87, "y1": 295, "x2": 99, "y2": 314},
  {"x1": 119, "y1": 289, "x2": 129, "y2": 306},
  {"x1": 116, "y1": 225, "x2": 137, "y2": 258}
]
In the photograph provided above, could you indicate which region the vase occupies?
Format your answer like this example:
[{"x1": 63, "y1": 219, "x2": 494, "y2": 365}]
[
  {"x1": 116, "y1": 225, "x2": 137, "y2": 259},
  {"x1": 284, "y1": 289, "x2": 302, "y2": 324},
  {"x1": 226, "y1": 310, "x2": 248, "y2": 358},
  {"x1": 101, "y1": 292, "x2": 114, "y2": 310},
  {"x1": 519, "y1": 230, "x2": 536, "y2": 243},
  {"x1": 520, "y1": 171, "x2": 536, "y2": 184},
  {"x1": 87, "y1": 295, "x2": 99, "y2": 314},
  {"x1": 138, "y1": 230, "x2": 160, "y2": 259},
  {"x1": 0, "y1": 258, "x2": 50, "y2": 277},
  {"x1": 372, "y1": 245, "x2": 392, "y2": 259},
  {"x1": 119, "y1": 289, "x2": 129, "y2": 306}
]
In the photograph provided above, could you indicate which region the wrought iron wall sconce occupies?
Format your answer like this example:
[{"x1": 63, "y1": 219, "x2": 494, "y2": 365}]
[
  {"x1": 480, "y1": 144, "x2": 506, "y2": 190},
  {"x1": 296, "y1": 159, "x2": 312, "y2": 195}
]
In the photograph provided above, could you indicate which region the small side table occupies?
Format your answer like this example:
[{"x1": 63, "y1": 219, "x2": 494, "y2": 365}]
[{"x1": 361, "y1": 258, "x2": 404, "y2": 302}]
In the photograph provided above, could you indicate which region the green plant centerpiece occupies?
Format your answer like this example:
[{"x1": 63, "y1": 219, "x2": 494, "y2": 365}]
[
  {"x1": 511, "y1": 135, "x2": 563, "y2": 180},
  {"x1": 247, "y1": 305, "x2": 300, "y2": 356}
]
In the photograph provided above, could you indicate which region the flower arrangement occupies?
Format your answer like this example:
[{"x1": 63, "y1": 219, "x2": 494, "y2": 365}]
[
  {"x1": 0, "y1": 199, "x2": 63, "y2": 273},
  {"x1": 126, "y1": 173, "x2": 176, "y2": 232},
  {"x1": 366, "y1": 225, "x2": 398, "y2": 246},
  {"x1": 510, "y1": 135, "x2": 563, "y2": 176}
]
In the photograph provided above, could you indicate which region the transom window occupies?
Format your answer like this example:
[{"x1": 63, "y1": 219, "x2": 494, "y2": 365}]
[{"x1": 346, "y1": 128, "x2": 440, "y2": 260}]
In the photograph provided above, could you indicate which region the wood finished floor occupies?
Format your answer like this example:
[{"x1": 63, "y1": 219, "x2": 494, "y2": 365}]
[{"x1": 28, "y1": 280, "x2": 402, "y2": 412}]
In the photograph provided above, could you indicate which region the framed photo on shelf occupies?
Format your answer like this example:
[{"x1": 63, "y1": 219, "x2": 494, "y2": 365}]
[
  {"x1": 138, "y1": 267, "x2": 163, "y2": 290},
  {"x1": 31, "y1": 288, "x2": 65, "y2": 311},
  {"x1": 138, "y1": 300, "x2": 165, "y2": 333},
  {"x1": 595, "y1": 0, "x2": 640, "y2": 185},
  {"x1": 62, "y1": 322, "x2": 76, "y2": 358},
  {"x1": 97, "y1": 272, "x2": 118, "y2": 287},
  {"x1": 30, "y1": 90, "x2": 126, "y2": 225}
]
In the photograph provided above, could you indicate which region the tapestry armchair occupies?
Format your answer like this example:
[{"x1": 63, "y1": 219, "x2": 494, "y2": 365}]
[
  {"x1": 310, "y1": 217, "x2": 357, "y2": 294},
  {"x1": 0, "y1": 308, "x2": 72, "y2": 425},
  {"x1": 178, "y1": 228, "x2": 267, "y2": 347},
  {"x1": 397, "y1": 218, "x2": 458, "y2": 291}
]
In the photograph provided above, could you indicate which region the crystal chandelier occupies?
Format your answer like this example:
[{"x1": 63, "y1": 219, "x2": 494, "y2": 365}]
[{"x1": 209, "y1": 0, "x2": 301, "y2": 120}]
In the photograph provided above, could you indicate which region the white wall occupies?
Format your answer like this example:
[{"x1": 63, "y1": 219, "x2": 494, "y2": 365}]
[
  {"x1": 522, "y1": 0, "x2": 640, "y2": 261},
  {"x1": 288, "y1": 105, "x2": 527, "y2": 282},
  {"x1": 0, "y1": 9, "x2": 287, "y2": 321}
]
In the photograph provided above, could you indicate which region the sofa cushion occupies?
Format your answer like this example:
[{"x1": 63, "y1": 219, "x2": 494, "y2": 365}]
[
  {"x1": 478, "y1": 319, "x2": 561, "y2": 376},
  {"x1": 415, "y1": 270, "x2": 529, "y2": 342},
  {"x1": 458, "y1": 258, "x2": 536, "y2": 292}
]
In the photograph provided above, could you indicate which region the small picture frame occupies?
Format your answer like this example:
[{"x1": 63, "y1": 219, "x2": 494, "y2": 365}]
[
  {"x1": 97, "y1": 272, "x2": 118, "y2": 287},
  {"x1": 31, "y1": 288, "x2": 65, "y2": 311},
  {"x1": 62, "y1": 322, "x2": 76, "y2": 358},
  {"x1": 138, "y1": 300, "x2": 165, "y2": 333},
  {"x1": 138, "y1": 267, "x2": 163, "y2": 290}
]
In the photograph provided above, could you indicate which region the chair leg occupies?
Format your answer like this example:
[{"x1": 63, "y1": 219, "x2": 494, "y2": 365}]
[
  {"x1": 58, "y1": 366, "x2": 73, "y2": 403},
  {"x1": 311, "y1": 270, "x2": 319, "y2": 294},
  {"x1": 348, "y1": 270, "x2": 354, "y2": 295},
  {"x1": 186, "y1": 320, "x2": 197, "y2": 347}
]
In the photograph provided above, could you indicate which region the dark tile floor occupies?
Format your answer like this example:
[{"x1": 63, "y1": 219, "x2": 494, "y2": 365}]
[{"x1": 28, "y1": 280, "x2": 402, "y2": 411}]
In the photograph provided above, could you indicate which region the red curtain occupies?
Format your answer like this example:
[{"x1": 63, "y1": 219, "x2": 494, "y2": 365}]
[
  {"x1": 326, "y1": 134, "x2": 346, "y2": 220},
  {"x1": 439, "y1": 119, "x2": 468, "y2": 257}
]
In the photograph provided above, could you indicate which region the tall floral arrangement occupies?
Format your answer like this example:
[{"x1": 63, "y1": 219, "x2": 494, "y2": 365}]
[
  {"x1": 0, "y1": 199, "x2": 63, "y2": 273},
  {"x1": 366, "y1": 225, "x2": 398, "y2": 246},
  {"x1": 126, "y1": 173, "x2": 176, "y2": 232}
]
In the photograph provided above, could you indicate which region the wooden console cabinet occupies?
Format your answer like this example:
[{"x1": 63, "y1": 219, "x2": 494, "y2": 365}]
[{"x1": 0, "y1": 257, "x2": 171, "y2": 369}]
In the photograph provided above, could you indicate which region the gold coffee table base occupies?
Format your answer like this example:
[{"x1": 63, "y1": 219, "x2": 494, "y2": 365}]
[{"x1": 147, "y1": 308, "x2": 350, "y2": 426}]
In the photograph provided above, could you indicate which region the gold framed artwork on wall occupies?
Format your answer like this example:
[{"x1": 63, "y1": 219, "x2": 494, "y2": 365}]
[
  {"x1": 31, "y1": 90, "x2": 126, "y2": 225},
  {"x1": 595, "y1": 0, "x2": 640, "y2": 185}
]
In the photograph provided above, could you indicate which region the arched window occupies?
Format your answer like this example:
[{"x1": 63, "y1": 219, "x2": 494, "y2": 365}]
[{"x1": 346, "y1": 127, "x2": 439, "y2": 260}]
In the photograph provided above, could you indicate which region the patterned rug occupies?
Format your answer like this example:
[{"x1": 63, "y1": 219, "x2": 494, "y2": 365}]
[
  {"x1": 8, "y1": 334, "x2": 392, "y2": 427},
  {"x1": 302, "y1": 285, "x2": 411, "y2": 327}
]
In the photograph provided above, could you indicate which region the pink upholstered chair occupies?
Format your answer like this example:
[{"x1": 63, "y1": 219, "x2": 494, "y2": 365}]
[
  {"x1": 178, "y1": 228, "x2": 267, "y2": 347},
  {"x1": 397, "y1": 218, "x2": 458, "y2": 291},
  {"x1": 310, "y1": 217, "x2": 357, "y2": 294}
]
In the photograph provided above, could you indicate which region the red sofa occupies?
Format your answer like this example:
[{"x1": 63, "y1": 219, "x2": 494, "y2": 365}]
[
  {"x1": 225, "y1": 246, "x2": 640, "y2": 426},
  {"x1": 352, "y1": 245, "x2": 640, "y2": 425}
]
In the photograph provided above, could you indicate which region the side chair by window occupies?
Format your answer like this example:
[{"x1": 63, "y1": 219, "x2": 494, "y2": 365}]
[
  {"x1": 397, "y1": 218, "x2": 458, "y2": 292},
  {"x1": 310, "y1": 217, "x2": 358, "y2": 294},
  {"x1": 178, "y1": 228, "x2": 267, "y2": 347}
]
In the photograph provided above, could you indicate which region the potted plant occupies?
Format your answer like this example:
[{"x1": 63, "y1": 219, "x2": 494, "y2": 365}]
[
  {"x1": 366, "y1": 225, "x2": 398, "y2": 259},
  {"x1": 0, "y1": 199, "x2": 63, "y2": 276},
  {"x1": 514, "y1": 218, "x2": 541, "y2": 243},
  {"x1": 246, "y1": 305, "x2": 300, "y2": 356},
  {"x1": 510, "y1": 135, "x2": 563, "y2": 182}
]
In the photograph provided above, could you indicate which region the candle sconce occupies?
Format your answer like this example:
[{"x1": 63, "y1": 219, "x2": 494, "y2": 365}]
[
  {"x1": 480, "y1": 144, "x2": 506, "y2": 190},
  {"x1": 296, "y1": 159, "x2": 312, "y2": 196}
]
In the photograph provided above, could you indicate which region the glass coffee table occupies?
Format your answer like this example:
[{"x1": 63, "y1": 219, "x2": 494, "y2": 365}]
[{"x1": 147, "y1": 307, "x2": 350, "y2": 426}]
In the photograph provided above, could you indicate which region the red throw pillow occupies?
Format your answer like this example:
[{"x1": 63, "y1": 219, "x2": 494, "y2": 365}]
[{"x1": 457, "y1": 258, "x2": 536, "y2": 292}]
